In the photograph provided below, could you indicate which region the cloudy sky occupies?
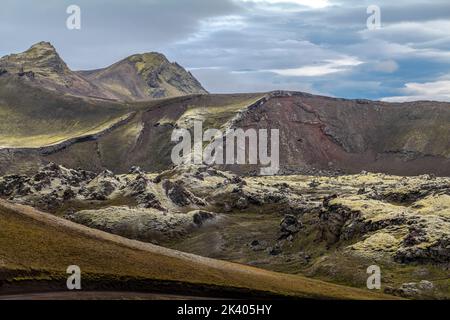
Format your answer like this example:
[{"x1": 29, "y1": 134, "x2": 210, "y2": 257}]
[{"x1": 1, "y1": 0, "x2": 450, "y2": 101}]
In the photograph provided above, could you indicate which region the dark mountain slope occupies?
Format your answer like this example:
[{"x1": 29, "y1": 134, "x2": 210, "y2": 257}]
[
  {"x1": 230, "y1": 92, "x2": 450, "y2": 176},
  {"x1": 79, "y1": 52, "x2": 208, "y2": 101},
  {"x1": 0, "y1": 43, "x2": 448, "y2": 176},
  {"x1": 0, "y1": 86, "x2": 449, "y2": 176}
]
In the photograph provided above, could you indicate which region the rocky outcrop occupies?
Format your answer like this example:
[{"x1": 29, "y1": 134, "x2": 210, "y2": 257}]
[
  {"x1": 191, "y1": 210, "x2": 216, "y2": 226},
  {"x1": 1, "y1": 163, "x2": 449, "y2": 298},
  {"x1": 318, "y1": 189, "x2": 450, "y2": 264},
  {"x1": 279, "y1": 214, "x2": 302, "y2": 239},
  {"x1": 385, "y1": 281, "x2": 436, "y2": 298},
  {"x1": 125, "y1": 174, "x2": 166, "y2": 211},
  {"x1": 68, "y1": 206, "x2": 218, "y2": 242},
  {"x1": 162, "y1": 180, "x2": 206, "y2": 207}
]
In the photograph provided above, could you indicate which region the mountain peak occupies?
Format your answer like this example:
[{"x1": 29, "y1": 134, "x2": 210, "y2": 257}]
[
  {"x1": 0, "y1": 41, "x2": 69, "y2": 77},
  {"x1": 126, "y1": 52, "x2": 170, "y2": 74},
  {"x1": 83, "y1": 50, "x2": 208, "y2": 100},
  {"x1": 29, "y1": 41, "x2": 56, "y2": 51},
  {"x1": 0, "y1": 42, "x2": 105, "y2": 99},
  {"x1": 129, "y1": 51, "x2": 168, "y2": 60},
  {"x1": 24, "y1": 41, "x2": 58, "y2": 56},
  {"x1": 0, "y1": 42, "x2": 207, "y2": 101}
]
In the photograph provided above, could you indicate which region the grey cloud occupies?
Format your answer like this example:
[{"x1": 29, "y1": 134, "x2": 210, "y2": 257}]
[
  {"x1": 191, "y1": 68, "x2": 318, "y2": 94},
  {"x1": 0, "y1": 0, "x2": 239, "y2": 69},
  {"x1": 0, "y1": 0, "x2": 449, "y2": 100}
]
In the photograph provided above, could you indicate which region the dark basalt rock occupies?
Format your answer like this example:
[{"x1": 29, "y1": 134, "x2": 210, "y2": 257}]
[
  {"x1": 395, "y1": 236, "x2": 450, "y2": 264},
  {"x1": 129, "y1": 166, "x2": 145, "y2": 175},
  {"x1": 162, "y1": 180, "x2": 205, "y2": 207},
  {"x1": 127, "y1": 174, "x2": 150, "y2": 196},
  {"x1": 136, "y1": 192, "x2": 166, "y2": 212},
  {"x1": 249, "y1": 240, "x2": 267, "y2": 252},
  {"x1": 279, "y1": 214, "x2": 302, "y2": 239},
  {"x1": 192, "y1": 210, "x2": 215, "y2": 226},
  {"x1": 162, "y1": 180, "x2": 191, "y2": 207},
  {"x1": 267, "y1": 245, "x2": 282, "y2": 256},
  {"x1": 63, "y1": 188, "x2": 76, "y2": 200}
]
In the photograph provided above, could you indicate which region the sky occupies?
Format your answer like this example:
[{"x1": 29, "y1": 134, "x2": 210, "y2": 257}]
[{"x1": 1, "y1": 0, "x2": 450, "y2": 101}]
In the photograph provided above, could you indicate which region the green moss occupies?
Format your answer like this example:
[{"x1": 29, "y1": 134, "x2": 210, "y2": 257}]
[
  {"x1": 0, "y1": 202, "x2": 390, "y2": 299},
  {"x1": 0, "y1": 77, "x2": 131, "y2": 148},
  {"x1": 176, "y1": 94, "x2": 265, "y2": 130}
]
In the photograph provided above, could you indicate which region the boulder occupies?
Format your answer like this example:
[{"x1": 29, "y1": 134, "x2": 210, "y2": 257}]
[
  {"x1": 191, "y1": 210, "x2": 215, "y2": 226},
  {"x1": 249, "y1": 240, "x2": 267, "y2": 252},
  {"x1": 162, "y1": 180, "x2": 206, "y2": 207},
  {"x1": 267, "y1": 245, "x2": 282, "y2": 256},
  {"x1": 279, "y1": 214, "x2": 302, "y2": 239},
  {"x1": 236, "y1": 197, "x2": 249, "y2": 210},
  {"x1": 129, "y1": 166, "x2": 144, "y2": 174}
]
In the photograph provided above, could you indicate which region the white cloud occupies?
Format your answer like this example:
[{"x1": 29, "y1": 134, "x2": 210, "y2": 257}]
[
  {"x1": 178, "y1": 15, "x2": 247, "y2": 44},
  {"x1": 344, "y1": 39, "x2": 450, "y2": 64},
  {"x1": 361, "y1": 20, "x2": 450, "y2": 45},
  {"x1": 187, "y1": 66, "x2": 223, "y2": 71},
  {"x1": 268, "y1": 57, "x2": 363, "y2": 77},
  {"x1": 372, "y1": 60, "x2": 399, "y2": 73},
  {"x1": 358, "y1": 20, "x2": 450, "y2": 62},
  {"x1": 236, "y1": 0, "x2": 330, "y2": 9},
  {"x1": 382, "y1": 79, "x2": 450, "y2": 102},
  {"x1": 200, "y1": 15, "x2": 247, "y2": 30},
  {"x1": 191, "y1": 67, "x2": 319, "y2": 94}
]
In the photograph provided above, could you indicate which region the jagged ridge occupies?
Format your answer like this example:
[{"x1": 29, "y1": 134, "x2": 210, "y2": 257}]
[{"x1": 0, "y1": 42, "x2": 207, "y2": 101}]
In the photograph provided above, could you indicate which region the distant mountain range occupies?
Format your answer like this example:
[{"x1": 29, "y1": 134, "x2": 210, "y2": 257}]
[
  {"x1": 0, "y1": 42, "x2": 449, "y2": 176},
  {"x1": 0, "y1": 41, "x2": 207, "y2": 101}
]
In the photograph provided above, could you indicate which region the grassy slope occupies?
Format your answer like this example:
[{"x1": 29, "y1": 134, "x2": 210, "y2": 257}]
[
  {"x1": 0, "y1": 200, "x2": 394, "y2": 300},
  {"x1": 0, "y1": 76, "x2": 263, "y2": 153},
  {"x1": 0, "y1": 76, "x2": 130, "y2": 148}
]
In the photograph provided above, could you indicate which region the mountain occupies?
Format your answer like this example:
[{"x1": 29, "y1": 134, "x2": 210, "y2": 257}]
[
  {"x1": 0, "y1": 41, "x2": 111, "y2": 99},
  {"x1": 0, "y1": 82, "x2": 449, "y2": 176},
  {"x1": 79, "y1": 52, "x2": 208, "y2": 100},
  {"x1": 0, "y1": 42, "x2": 207, "y2": 101},
  {"x1": 0, "y1": 42, "x2": 449, "y2": 177}
]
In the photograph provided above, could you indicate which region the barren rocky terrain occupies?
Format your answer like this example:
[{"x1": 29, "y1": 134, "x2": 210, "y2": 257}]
[
  {"x1": 0, "y1": 180, "x2": 391, "y2": 300},
  {"x1": 0, "y1": 42, "x2": 448, "y2": 300},
  {"x1": 1, "y1": 163, "x2": 448, "y2": 298}
]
